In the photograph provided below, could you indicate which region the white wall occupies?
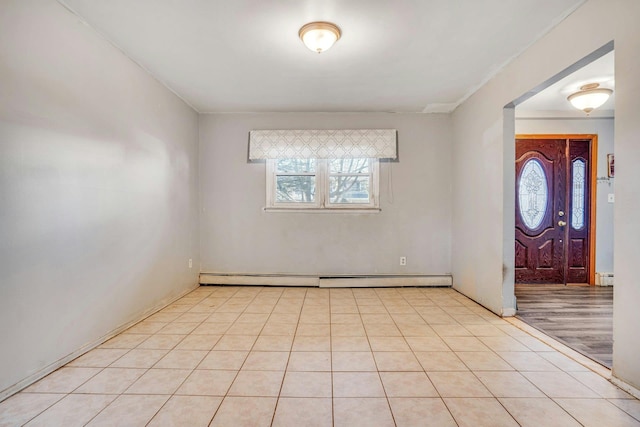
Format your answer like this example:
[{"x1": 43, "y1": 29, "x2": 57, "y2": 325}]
[
  {"x1": 515, "y1": 117, "x2": 614, "y2": 273},
  {"x1": 0, "y1": 0, "x2": 199, "y2": 397},
  {"x1": 199, "y1": 113, "x2": 452, "y2": 276},
  {"x1": 451, "y1": 0, "x2": 640, "y2": 388}
]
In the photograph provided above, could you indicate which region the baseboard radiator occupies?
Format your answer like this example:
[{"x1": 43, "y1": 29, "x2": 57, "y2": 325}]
[
  {"x1": 595, "y1": 272, "x2": 614, "y2": 286},
  {"x1": 199, "y1": 273, "x2": 452, "y2": 288}
]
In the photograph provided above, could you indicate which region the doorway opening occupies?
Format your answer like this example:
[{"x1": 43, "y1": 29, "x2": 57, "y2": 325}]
[
  {"x1": 513, "y1": 135, "x2": 613, "y2": 367},
  {"x1": 507, "y1": 44, "x2": 615, "y2": 368}
]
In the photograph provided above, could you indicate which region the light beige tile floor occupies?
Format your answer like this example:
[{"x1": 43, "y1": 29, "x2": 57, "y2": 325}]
[{"x1": 1, "y1": 286, "x2": 640, "y2": 426}]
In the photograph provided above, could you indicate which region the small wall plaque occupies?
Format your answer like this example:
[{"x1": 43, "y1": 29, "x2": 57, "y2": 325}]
[{"x1": 607, "y1": 153, "x2": 614, "y2": 178}]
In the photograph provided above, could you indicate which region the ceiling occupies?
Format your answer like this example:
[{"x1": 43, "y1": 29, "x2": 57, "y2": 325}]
[
  {"x1": 518, "y1": 51, "x2": 614, "y2": 117},
  {"x1": 60, "y1": 0, "x2": 586, "y2": 113}
]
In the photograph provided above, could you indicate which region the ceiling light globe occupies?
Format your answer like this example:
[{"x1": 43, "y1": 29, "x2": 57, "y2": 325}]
[
  {"x1": 567, "y1": 84, "x2": 613, "y2": 114},
  {"x1": 299, "y1": 22, "x2": 341, "y2": 53}
]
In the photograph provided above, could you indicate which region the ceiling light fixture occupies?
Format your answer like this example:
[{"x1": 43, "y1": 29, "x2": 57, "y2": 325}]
[
  {"x1": 567, "y1": 83, "x2": 613, "y2": 115},
  {"x1": 299, "y1": 21, "x2": 341, "y2": 53}
]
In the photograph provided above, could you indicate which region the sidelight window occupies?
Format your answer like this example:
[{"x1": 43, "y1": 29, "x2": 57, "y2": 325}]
[{"x1": 571, "y1": 159, "x2": 586, "y2": 230}]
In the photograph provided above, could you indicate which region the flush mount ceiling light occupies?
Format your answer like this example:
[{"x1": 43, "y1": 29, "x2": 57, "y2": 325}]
[
  {"x1": 567, "y1": 83, "x2": 613, "y2": 115},
  {"x1": 299, "y1": 21, "x2": 341, "y2": 53}
]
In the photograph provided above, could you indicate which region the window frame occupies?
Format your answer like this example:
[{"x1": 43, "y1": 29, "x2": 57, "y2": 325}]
[{"x1": 266, "y1": 158, "x2": 380, "y2": 211}]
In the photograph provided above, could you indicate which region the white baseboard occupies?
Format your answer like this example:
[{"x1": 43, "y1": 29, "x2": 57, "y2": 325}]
[
  {"x1": 610, "y1": 376, "x2": 640, "y2": 400},
  {"x1": 200, "y1": 274, "x2": 319, "y2": 287},
  {"x1": 319, "y1": 276, "x2": 451, "y2": 287},
  {"x1": 501, "y1": 307, "x2": 517, "y2": 317},
  {"x1": 506, "y1": 317, "x2": 611, "y2": 377},
  {"x1": 509, "y1": 317, "x2": 640, "y2": 399},
  {"x1": 595, "y1": 272, "x2": 614, "y2": 286},
  {"x1": 0, "y1": 283, "x2": 199, "y2": 403},
  {"x1": 199, "y1": 273, "x2": 452, "y2": 288}
]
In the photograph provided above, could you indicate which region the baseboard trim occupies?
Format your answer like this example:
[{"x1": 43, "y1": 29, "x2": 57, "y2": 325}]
[
  {"x1": 200, "y1": 274, "x2": 319, "y2": 287},
  {"x1": 199, "y1": 273, "x2": 452, "y2": 288},
  {"x1": 507, "y1": 316, "x2": 640, "y2": 398},
  {"x1": 506, "y1": 317, "x2": 611, "y2": 377},
  {"x1": 610, "y1": 376, "x2": 640, "y2": 400},
  {"x1": 0, "y1": 282, "x2": 199, "y2": 403},
  {"x1": 501, "y1": 307, "x2": 517, "y2": 317},
  {"x1": 319, "y1": 276, "x2": 451, "y2": 287}
]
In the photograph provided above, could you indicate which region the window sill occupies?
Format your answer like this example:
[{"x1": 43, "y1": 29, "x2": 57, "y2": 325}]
[{"x1": 263, "y1": 207, "x2": 381, "y2": 214}]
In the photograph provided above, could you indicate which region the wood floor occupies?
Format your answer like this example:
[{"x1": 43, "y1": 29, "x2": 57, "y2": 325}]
[{"x1": 515, "y1": 284, "x2": 613, "y2": 368}]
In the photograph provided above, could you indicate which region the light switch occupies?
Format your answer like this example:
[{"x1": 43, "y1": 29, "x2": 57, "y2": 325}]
[{"x1": 608, "y1": 194, "x2": 615, "y2": 203}]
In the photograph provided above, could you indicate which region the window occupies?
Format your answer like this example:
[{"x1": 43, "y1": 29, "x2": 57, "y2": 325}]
[
  {"x1": 250, "y1": 129, "x2": 395, "y2": 211},
  {"x1": 518, "y1": 158, "x2": 548, "y2": 230},
  {"x1": 571, "y1": 158, "x2": 586, "y2": 230},
  {"x1": 266, "y1": 158, "x2": 379, "y2": 210}
]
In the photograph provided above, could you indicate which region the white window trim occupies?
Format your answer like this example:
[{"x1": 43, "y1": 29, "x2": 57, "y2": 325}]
[{"x1": 265, "y1": 158, "x2": 380, "y2": 212}]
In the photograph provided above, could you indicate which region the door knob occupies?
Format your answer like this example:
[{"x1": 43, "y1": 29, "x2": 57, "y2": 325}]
[{"x1": 558, "y1": 220, "x2": 567, "y2": 226}]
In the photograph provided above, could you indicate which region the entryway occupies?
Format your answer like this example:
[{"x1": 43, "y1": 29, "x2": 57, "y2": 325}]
[
  {"x1": 514, "y1": 134, "x2": 614, "y2": 367},
  {"x1": 515, "y1": 135, "x2": 596, "y2": 285},
  {"x1": 506, "y1": 43, "x2": 616, "y2": 373}
]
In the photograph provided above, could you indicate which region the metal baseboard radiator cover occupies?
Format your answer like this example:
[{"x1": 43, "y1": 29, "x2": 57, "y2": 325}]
[{"x1": 199, "y1": 273, "x2": 452, "y2": 288}]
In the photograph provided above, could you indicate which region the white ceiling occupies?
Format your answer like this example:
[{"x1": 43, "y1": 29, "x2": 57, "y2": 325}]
[
  {"x1": 518, "y1": 51, "x2": 614, "y2": 117},
  {"x1": 60, "y1": 0, "x2": 585, "y2": 113}
]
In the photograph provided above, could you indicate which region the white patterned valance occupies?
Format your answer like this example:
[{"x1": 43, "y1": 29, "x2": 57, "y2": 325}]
[{"x1": 249, "y1": 129, "x2": 397, "y2": 160}]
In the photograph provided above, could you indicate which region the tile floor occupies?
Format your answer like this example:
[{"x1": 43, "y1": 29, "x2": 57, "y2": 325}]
[{"x1": 1, "y1": 286, "x2": 639, "y2": 426}]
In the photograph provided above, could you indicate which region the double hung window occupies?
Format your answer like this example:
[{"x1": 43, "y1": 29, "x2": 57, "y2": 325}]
[
  {"x1": 266, "y1": 158, "x2": 379, "y2": 210},
  {"x1": 249, "y1": 129, "x2": 396, "y2": 212}
]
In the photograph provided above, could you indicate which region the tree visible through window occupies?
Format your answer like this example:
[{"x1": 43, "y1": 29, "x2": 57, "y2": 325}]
[
  {"x1": 275, "y1": 159, "x2": 316, "y2": 203},
  {"x1": 328, "y1": 158, "x2": 370, "y2": 204},
  {"x1": 267, "y1": 158, "x2": 379, "y2": 210}
]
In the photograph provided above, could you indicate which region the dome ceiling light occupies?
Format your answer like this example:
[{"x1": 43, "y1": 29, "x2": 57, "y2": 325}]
[
  {"x1": 567, "y1": 83, "x2": 613, "y2": 115},
  {"x1": 298, "y1": 21, "x2": 341, "y2": 53}
]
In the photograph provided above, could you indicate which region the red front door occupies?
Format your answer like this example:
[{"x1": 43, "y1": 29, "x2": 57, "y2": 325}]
[{"x1": 515, "y1": 138, "x2": 592, "y2": 284}]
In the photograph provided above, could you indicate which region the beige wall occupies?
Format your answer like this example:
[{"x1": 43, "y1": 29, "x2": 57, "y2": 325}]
[
  {"x1": 199, "y1": 113, "x2": 452, "y2": 276},
  {"x1": 0, "y1": 0, "x2": 200, "y2": 397},
  {"x1": 452, "y1": 0, "x2": 640, "y2": 388}
]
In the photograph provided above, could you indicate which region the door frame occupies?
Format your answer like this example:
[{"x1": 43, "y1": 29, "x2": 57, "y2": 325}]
[{"x1": 515, "y1": 134, "x2": 598, "y2": 285}]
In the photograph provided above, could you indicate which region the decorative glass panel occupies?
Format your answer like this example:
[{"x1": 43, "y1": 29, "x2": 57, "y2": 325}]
[
  {"x1": 276, "y1": 159, "x2": 316, "y2": 173},
  {"x1": 329, "y1": 176, "x2": 370, "y2": 204},
  {"x1": 572, "y1": 159, "x2": 586, "y2": 230},
  {"x1": 518, "y1": 159, "x2": 548, "y2": 230},
  {"x1": 329, "y1": 158, "x2": 370, "y2": 174},
  {"x1": 276, "y1": 176, "x2": 316, "y2": 202}
]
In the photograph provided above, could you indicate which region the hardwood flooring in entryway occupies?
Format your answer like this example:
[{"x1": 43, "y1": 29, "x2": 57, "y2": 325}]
[{"x1": 515, "y1": 284, "x2": 613, "y2": 367}]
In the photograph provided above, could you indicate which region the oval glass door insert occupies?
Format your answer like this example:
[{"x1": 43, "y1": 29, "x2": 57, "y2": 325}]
[{"x1": 518, "y1": 159, "x2": 548, "y2": 230}]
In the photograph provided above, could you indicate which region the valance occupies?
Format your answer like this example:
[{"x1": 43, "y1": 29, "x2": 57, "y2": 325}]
[{"x1": 248, "y1": 129, "x2": 397, "y2": 160}]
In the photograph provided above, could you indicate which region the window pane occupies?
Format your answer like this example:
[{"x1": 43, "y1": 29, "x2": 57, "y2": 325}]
[
  {"x1": 329, "y1": 176, "x2": 370, "y2": 204},
  {"x1": 329, "y1": 158, "x2": 370, "y2": 174},
  {"x1": 276, "y1": 159, "x2": 316, "y2": 173},
  {"x1": 276, "y1": 176, "x2": 316, "y2": 203},
  {"x1": 571, "y1": 159, "x2": 586, "y2": 230},
  {"x1": 518, "y1": 158, "x2": 548, "y2": 230}
]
